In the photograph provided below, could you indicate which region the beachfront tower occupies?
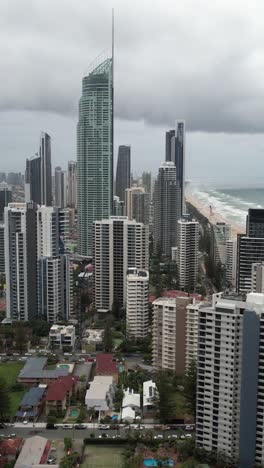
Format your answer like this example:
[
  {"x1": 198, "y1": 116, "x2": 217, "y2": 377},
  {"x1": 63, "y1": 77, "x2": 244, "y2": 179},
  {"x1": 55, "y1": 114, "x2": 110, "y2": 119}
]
[
  {"x1": 77, "y1": 57, "x2": 113, "y2": 256},
  {"x1": 165, "y1": 120, "x2": 186, "y2": 216}
]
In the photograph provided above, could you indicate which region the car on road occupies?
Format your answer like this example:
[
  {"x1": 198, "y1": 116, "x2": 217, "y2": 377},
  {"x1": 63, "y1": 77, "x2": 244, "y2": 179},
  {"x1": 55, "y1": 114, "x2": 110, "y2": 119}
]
[
  {"x1": 23, "y1": 420, "x2": 28, "y2": 425},
  {"x1": 185, "y1": 425, "x2": 194, "y2": 431},
  {"x1": 180, "y1": 435, "x2": 186, "y2": 439},
  {"x1": 154, "y1": 435, "x2": 163, "y2": 439},
  {"x1": 168, "y1": 434, "x2": 178, "y2": 439},
  {"x1": 98, "y1": 424, "x2": 110, "y2": 430},
  {"x1": 74, "y1": 424, "x2": 86, "y2": 430},
  {"x1": 185, "y1": 433, "x2": 192, "y2": 438},
  {"x1": 62, "y1": 424, "x2": 73, "y2": 429},
  {"x1": 46, "y1": 424, "x2": 58, "y2": 430}
]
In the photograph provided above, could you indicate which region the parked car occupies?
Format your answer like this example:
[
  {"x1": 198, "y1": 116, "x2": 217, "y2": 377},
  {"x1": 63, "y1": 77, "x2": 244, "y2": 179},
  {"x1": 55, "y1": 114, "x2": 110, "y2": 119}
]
[
  {"x1": 62, "y1": 424, "x2": 73, "y2": 429},
  {"x1": 185, "y1": 433, "x2": 192, "y2": 438},
  {"x1": 46, "y1": 424, "x2": 58, "y2": 430},
  {"x1": 23, "y1": 420, "x2": 28, "y2": 425},
  {"x1": 185, "y1": 425, "x2": 194, "y2": 431},
  {"x1": 74, "y1": 424, "x2": 86, "y2": 430},
  {"x1": 98, "y1": 424, "x2": 110, "y2": 430}
]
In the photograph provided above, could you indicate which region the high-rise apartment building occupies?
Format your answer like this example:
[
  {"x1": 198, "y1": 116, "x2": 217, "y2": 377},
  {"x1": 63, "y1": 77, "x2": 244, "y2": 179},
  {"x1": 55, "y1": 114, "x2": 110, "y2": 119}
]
[
  {"x1": 0, "y1": 182, "x2": 12, "y2": 222},
  {"x1": 77, "y1": 58, "x2": 113, "y2": 256},
  {"x1": 5, "y1": 202, "x2": 38, "y2": 321},
  {"x1": 126, "y1": 268, "x2": 149, "y2": 340},
  {"x1": 165, "y1": 120, "x2": 185, "y2": 215},
  {"x1": 177, "y1": 217, "x2": 199, "y2": 291},
  {"x1": 141, "y1": 172, "x2": 152, "y2": 196},
  {"x1": 25, "y1": 155, "x2": 41, "y2": 204},
  {"x1": 210, "y1": 222, "x2": 231, "y2": 265},
  {"x1": 196, "y1": 291, "x2": 264, "y2": 467},
  {"x1": 251, "y1": 262, "x2": 264, "y2": 292},
  {"x1": 93, "y1": 216, "x2": 148, "y2": 312},
  {"x1": 125, "y1": 186, "x2": 150, "y2": 225},
  {"x1": 36, "y1": 206, "x2": 59, "y2": 257},
  {"x1": 0, "y1": 223, "x2": 5, "y2": 274},
  {"x1": 226, "y1": 239, "x2": 237, "y2": 288},
  {"x1": 115, "y1": 145, "x2": 131, "y2": 203},
  {"x1": 40, "y1": 132, "x2": 52, "y2": 206},
  {"x1": 54, "y1": 167, "x2": 67, "y2": 208},
  {"x1": 67, "y1": 161, "x2": 77, "y2": 209},
  {"x1": 237, "y1": 209, "x2": 264, "y2": 292},
  {"x1": 153, "y1": 162, "x2": 177, "y2": 257},
  {"x1": 152, "y1": 296, "x2": 196, "y2": 375}
]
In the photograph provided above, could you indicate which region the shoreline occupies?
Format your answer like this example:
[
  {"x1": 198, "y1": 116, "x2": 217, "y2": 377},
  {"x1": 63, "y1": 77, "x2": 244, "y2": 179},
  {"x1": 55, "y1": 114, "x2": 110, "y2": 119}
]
[{"x1": 185, "y1": 193, "x2": 245, "y2": 239}]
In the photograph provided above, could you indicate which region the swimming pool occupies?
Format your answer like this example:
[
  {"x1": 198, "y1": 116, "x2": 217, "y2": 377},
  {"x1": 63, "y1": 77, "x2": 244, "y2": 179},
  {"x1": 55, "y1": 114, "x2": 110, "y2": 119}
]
[
  {"x1": 143, "y1": 459, "x2": 174, "y2": 467},
  {"x1": 59, "y1": 364, "x2": 70, "y2": 369},
  {"x1": 69, "y1": 409, "x2": 79, "y2": 418}
]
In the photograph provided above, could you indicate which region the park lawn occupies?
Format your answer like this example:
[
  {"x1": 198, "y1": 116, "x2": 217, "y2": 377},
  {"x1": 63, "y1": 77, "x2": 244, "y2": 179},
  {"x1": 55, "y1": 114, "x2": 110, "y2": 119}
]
[
  {"x1": 82, "y1": 445, "x2": 124, "y2": 468},
  {"x1": 0, "y1": 362, "x2": 26, "y2": 417}
]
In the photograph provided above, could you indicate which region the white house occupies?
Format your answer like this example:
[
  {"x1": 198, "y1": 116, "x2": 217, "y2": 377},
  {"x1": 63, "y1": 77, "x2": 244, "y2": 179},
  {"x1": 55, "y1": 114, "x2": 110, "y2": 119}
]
[
  {"x1": 85, "y1": 376, "x2": 115, "y2": 417},
  {"x1": 143, "y1": 380, "x2": 158, "y2": 414},
  {"x1": 49, "y1": 324, "x2": 75, "y2": 350},
  {"x1": 121, "y1": 388, "x2": 141, "y2": 422}
]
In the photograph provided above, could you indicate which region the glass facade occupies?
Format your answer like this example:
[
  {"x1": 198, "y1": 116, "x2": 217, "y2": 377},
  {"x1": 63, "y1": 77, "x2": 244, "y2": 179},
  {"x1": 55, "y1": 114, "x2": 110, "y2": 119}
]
[{"x1": 77, "y1": 58, "x2": 113, "y2": 256}]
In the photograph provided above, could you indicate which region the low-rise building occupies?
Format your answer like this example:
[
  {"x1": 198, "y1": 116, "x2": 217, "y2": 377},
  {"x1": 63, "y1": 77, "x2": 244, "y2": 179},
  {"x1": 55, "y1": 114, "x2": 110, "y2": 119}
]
[
  {"x1": 96, "y1": 353, "x2": 119, "y2": 382},
  {"x1": 45, "y1": 375, "x2": 78, "y2": 415},
  {"x1": 85, "y1": 376, "x2": 115, "y2": 416},
  {"x1": 121, "y1": 388, "x2": 141, "y2": 422},
  {"x1": 143, "y1": 380, "x2": 158, "y2": 415},
  {"x1": 49, "y1": 324, "x2": 75, "y2": 350},
  {"x1": 18, "y1": 357, "x2": 68, "y2": 386},
  {"x1": 16, "y1": 386, "x2": 46, "y2": 421},
  {"x1": 0, "y1": 438, "x2": 23, "y2": 467},
  {"x1": 14, "y1": 436, "x2": 52, "y2": 467},
  {"x1": 82, "y1": 328, "x2": 104, "y2": 350}
]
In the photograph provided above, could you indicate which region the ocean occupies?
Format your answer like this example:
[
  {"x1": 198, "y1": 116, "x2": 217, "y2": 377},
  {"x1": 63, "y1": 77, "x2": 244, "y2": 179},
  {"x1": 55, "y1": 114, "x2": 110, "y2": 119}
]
[{"x1": 189, "y1": 186, "x2": 264, "y2": 229}]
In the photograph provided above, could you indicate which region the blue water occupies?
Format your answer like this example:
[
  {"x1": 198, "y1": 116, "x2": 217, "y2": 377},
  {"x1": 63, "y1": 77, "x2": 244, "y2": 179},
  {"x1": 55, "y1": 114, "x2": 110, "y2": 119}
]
[
  {"x1": 189, "y1": 186, "x2": 264, "y2": 229},
  {"x1": 143, "y1": 459, "x2": 174, "y2": 467}
]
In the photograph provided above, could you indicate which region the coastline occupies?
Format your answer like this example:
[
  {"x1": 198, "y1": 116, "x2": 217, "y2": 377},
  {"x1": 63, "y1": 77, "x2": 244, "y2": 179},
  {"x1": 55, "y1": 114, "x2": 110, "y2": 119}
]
[{"x1": 185, "y1": 193, "x2": 244, "y2": 239}]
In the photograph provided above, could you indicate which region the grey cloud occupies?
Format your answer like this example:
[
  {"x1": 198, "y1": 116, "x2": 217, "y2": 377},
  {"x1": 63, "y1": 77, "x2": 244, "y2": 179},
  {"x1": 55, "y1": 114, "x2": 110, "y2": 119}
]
[{"x1": 1, "y1": 0, "x2": 264, "y2": 132}]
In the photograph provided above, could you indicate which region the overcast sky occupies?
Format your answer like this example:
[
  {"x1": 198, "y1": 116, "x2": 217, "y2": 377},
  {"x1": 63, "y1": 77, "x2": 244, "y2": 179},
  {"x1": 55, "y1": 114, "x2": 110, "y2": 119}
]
[{"x1": 1, "y1": 0, "x2": 264, "y2": 187}]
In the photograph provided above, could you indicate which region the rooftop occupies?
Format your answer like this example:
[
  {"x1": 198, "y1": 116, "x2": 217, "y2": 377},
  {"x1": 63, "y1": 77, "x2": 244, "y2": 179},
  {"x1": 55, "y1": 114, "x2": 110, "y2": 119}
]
[
  {"x1": 46, "y1": 375, "x2": 78, "y2": 401},
  {"x1": 19, "y1": 357, "x2": 68, "y2": 380},
  {"x1": 0, "y1": 438, "x2": 23, "y2": 456},
  {"x1": 14, "y1": 436, "x2": 49, "y2": 467},
  {"x1": 18, "y1": 386, "x2": 46, "y2": 407},
  {"x1": 143, "y1": 380, "x2": 158, "y2": 407},
  {"x1": 122, "y1": 388, "x2": 140, "y2": 409},
  {"x1": 96, "y1": 353, "x2": 119, "y2": 376}
]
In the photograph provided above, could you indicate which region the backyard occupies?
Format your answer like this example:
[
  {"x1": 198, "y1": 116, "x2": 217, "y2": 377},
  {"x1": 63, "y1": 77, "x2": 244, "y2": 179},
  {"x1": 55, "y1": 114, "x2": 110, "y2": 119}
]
[
  {"x1": 0, "y1": 362, "x2": 25, "y2": 418},
  {"x1": 82, "y1": 445, "x2": 124, "y2": 468}
]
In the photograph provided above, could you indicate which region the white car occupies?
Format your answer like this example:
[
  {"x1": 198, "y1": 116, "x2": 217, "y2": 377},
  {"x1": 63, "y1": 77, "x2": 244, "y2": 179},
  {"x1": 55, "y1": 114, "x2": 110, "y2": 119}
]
[
  {"x1": 154, "y1": 434, "x2": 163, "y2": 439},
  {"x1": 62, "y1": 424, "x2": 73, "y2": 429},
  {"x1": 180, "y1": 435, "x2": 186, "y2": 439},
  {"x1": 23, "y1": 420, "x2": 28, "y2": 425},
  {"x1": 186, "y1": 433, "x2": 192, "y2": 438},
  {"x1": 185, "y1": 425, "x2": 194, "y2": 431}
]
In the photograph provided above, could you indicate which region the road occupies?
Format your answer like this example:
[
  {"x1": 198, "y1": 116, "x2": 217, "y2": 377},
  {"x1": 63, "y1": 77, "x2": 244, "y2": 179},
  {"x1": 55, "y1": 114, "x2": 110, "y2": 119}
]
[{"x1": 0, "y1": 423, "x2": 195, "y2": 441}]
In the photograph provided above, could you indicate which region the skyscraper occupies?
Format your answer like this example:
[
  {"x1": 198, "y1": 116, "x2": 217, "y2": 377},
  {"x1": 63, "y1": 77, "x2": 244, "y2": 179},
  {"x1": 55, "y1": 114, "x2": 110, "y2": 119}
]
[
  {"x1": 77, "y1": 57, "x2": 113, "y2": 256},
  {"x1": 25, "y1": 155, "x2": 41, "y2": 204},
  {"x1": 126, "y1": 268, "x2": 149, "y2": 340},
  {"x1": 237, "y1": 208, "x2": 264, "y2": 292},
  {"x1": 93, "y1": 216, "x2": 148, "y2": 312},
  {"x1": 141, "y1": 172, "x2": 152, "y2": 196},
  {"x1": 210, "y1": 222, "x2": 231, "y2": 265},
  {"x1": 153, "y1": 162, "x2": 177, "y2": 256},
  {"x1": 165, "y1": 120, "x2": 185, "y2": 215},
  {"x1": 125, "y1": 186, "x2": 150, "y2": 225},
  {"x1": 196, "y1": 291, "x2": 264, "y2": 467},
  {"x1": 5, "y1": 202, "x2": 38, "y2": 321},
  {"x1": 115, "y1": 145, "x2": 131, "y2": 203},
  {"x1": 0, "y1": 182, "x2": 12, "y2": 222},
  {"x1": 54, "y1": 167, "x2": 67, "y2": 208},
  {"x1": 67, "y1": 161, "x2": 77, "y2": 209},
  {"x1": 40, "y1": 132, "x2": 52, "y2": 206},
  {"x1": 177, "y1": 217, "x2": 199, "y2": 291}
]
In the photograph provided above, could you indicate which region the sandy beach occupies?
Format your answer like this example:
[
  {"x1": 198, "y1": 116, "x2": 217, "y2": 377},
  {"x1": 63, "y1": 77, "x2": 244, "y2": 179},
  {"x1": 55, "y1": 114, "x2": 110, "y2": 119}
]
[{"x1": 185, "y1": 192, "x2": 244, "y2": 239}]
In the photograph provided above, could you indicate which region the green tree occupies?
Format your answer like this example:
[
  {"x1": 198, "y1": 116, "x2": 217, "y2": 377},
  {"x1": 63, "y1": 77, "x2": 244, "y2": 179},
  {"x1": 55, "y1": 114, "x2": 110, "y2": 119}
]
[
  {"x1": 14, "y1": 327, "x2": 27, "y2": 354},
  {"x1": 155, "y1": 371, "x2": 176, "y2": 423},
  {"x1": 0, "y1": 377, "x2": 11, "y2": 421},
  {"x1": 103, "y1": 321, "x2": 113, "y2": 352},
  {"x1": 184, "y1": 360, "x2": 197, "y2": 417},
  {"x1": 64, "y1": 437, "x2": 73, "y2": 452}
]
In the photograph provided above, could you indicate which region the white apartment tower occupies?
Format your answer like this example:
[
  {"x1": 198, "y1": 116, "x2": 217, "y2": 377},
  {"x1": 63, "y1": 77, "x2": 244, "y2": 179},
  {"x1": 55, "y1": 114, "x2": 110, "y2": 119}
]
[
  {"x1": 226, "y1": 239, "x2": 237, "y2": 288},
  {"x1": 93, "y1": 216, "x2": 149, "y2": 312},
  {"x1": 126, "y1": 268, "x2": 149, "y2": 339},
  {"x1": 5, "y1": 202, "x2": 38, "y2": 321},
  {"x1": 211, "y1": 222, "x2": 231, "y2": 265},
  {"x1": 196, "y1": 291, "x2": 264, "y2": 467},
  {"x1": 177, "y1": 217, "x2": 199, "y2": 291}
]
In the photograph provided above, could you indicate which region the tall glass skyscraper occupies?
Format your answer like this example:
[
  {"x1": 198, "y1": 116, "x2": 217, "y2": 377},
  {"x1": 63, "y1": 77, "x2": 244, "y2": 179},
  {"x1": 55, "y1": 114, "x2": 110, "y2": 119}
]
[
  {"x1": 165, "y1": 120, "x2": 185, "y2": 216},
  {"x1": 77, "y1": 57, "x2": 113, "y2": 256},
  {"x1": 115, "y1": 145, "x2": 131, "y2": 203}
]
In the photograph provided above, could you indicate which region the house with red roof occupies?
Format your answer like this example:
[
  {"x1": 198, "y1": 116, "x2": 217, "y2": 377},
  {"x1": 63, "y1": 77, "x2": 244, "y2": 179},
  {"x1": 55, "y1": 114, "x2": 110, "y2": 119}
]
[
  {"x1": 96, "y1": 353, "x2": 119, "y2": 382},
  {"x1": 45, "y1": 375, "x2": 78, "y2": 415},
  {"x1": 0, "y1": 437, "x2": 23, "y2": 467}
]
